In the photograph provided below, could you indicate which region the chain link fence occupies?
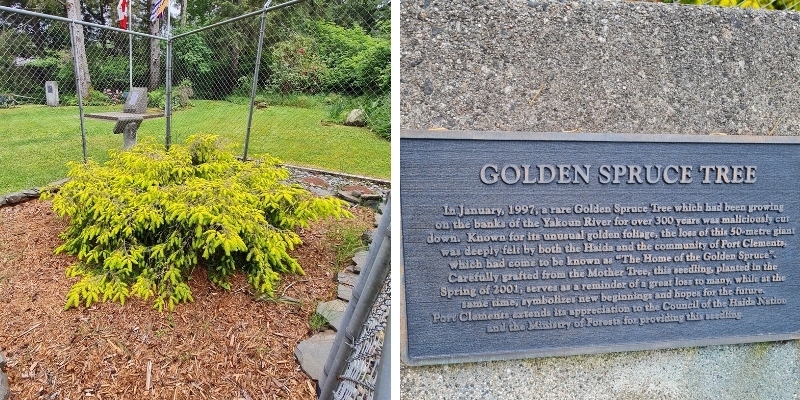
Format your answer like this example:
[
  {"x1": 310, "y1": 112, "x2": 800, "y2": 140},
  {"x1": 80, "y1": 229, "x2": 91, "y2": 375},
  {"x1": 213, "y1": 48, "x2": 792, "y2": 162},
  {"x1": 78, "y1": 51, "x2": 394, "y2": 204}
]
[
  {"x1": 321, "y1": 196, "x2": 391, "y2": 400},
  {"x1": 333, "y1": 276, "x2": 390, "y2": 400},
  {"x1": 0, "y1": 0, "x2": 390, "y2": 195},
  {"x1": 0, "y1": 8, "x2": 162, "y2": 194}
]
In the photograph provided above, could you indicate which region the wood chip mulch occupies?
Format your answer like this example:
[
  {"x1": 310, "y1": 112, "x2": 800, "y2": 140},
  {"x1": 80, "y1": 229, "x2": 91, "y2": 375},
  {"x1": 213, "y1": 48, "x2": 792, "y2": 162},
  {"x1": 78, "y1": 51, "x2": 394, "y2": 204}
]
[{"x1": 0, "y1": 199, "x2": 375, "y2": 400}]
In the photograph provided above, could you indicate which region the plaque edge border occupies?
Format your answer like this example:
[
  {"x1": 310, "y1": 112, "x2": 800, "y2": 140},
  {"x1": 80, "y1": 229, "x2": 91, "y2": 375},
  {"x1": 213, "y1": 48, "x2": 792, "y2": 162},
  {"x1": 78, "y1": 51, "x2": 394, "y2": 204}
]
[{"x1": 400, "y1": 129, "x2": 800, "y2": 144}]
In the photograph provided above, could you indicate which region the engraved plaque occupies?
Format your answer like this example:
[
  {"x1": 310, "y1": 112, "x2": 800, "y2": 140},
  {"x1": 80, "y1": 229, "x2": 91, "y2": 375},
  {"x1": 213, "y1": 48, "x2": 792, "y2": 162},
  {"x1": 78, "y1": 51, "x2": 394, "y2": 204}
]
[
  {"x1": 45, "y1": 81, "x2": 58, "y2": 107},
  {"x1": 123, "y1": 87, "x2": 147, "y2": 114},
  {"x1": 400, "y1": 130, "x2": 800, "y2": 366}
]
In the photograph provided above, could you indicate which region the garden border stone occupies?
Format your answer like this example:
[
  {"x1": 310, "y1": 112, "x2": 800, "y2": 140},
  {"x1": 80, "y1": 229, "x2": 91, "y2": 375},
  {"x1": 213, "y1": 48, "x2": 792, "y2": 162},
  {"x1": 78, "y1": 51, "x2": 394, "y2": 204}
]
[{"x1": 0, "y1": 346, "x2": 8, "y2": 400}]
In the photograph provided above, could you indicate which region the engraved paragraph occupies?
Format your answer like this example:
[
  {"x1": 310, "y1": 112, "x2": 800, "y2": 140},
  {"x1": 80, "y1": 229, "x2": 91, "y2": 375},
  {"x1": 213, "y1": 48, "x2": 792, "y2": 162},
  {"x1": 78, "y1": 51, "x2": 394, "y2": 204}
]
[{"x1": 427, "y1": 202, "x2": 791, "y2": 334}]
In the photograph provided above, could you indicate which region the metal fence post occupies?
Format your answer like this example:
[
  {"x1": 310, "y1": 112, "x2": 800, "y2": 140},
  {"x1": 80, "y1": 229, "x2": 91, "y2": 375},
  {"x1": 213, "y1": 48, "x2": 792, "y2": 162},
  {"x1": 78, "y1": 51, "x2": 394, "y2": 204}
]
[
  {"x1": 68, "y1": 21, "x2": 88, "y2": 164},
  {"x1": 372, "y1": 311, "x2": 391, "y2": 400},
  {"x1": 165, "y1": 36, "x2": 173, "y2": 150},
  {"x1": 243, "y1": 0, "x2": 272, "y2": 162},
  {"x1": 319, "y1": 196, "x2": 392, "y2": 399}
]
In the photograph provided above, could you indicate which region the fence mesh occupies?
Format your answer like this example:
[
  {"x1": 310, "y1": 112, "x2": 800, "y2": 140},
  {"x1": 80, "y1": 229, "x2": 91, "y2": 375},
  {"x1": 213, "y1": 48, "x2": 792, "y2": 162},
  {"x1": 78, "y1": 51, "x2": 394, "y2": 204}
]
[
  {"x1": 333, "y1": 275, "x2": 391, "y2": 400},
  {"x1": 0, "y1": 0, "x2": 390, "y2": 195}
]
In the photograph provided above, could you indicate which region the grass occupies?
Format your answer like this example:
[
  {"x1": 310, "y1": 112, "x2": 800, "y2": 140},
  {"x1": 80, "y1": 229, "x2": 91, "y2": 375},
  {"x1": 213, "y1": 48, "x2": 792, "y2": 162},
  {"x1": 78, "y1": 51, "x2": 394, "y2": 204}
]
[
  {"x1": 326, "y1": 221, "x2": 369, "y2": 271},
  {"x1": 0, "y1": 101, "x2": 389, "y2": 194},
  {"x1": 309, "y1": 311, "x2": 330, "y2": 333}
]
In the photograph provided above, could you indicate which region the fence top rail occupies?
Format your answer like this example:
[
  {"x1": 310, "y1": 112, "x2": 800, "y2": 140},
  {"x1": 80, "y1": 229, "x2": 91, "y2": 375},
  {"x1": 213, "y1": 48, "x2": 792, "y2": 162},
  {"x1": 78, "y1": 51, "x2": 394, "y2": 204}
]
[
  {"x1": 0, "y1": 5, "x2": 165, "y2": 40},
  {"x1": 2, "y1": 0, "x2": 306, "y2": 42},
  {"x1": 172, "y1": 0, "x2": 306, "y2": 39}
]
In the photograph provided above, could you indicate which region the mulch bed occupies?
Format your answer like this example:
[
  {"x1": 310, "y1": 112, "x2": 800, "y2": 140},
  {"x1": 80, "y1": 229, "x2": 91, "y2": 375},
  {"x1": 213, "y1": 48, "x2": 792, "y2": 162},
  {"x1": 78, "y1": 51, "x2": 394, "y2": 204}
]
[{"x1": 0, "y1": 199, "x2": 374, "y2": 399}]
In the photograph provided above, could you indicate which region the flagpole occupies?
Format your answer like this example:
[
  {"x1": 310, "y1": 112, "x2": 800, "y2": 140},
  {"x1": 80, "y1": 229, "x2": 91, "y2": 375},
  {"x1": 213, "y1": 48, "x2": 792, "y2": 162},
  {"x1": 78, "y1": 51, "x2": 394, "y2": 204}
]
[{"x1": 128, "y1": 0, "x2": 132, "y2": 91}]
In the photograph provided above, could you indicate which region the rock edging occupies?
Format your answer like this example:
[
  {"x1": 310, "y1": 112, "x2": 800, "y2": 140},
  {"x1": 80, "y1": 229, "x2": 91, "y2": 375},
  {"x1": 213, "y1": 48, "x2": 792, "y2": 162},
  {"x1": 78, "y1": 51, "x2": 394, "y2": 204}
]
[
  {"x1": 294, "y1": 195, "x2": 387, "y2": 385},
  {"x1": 0, "y1": 178, "x2": 70, "y2": 208},
  {"x1": 0, "y1": 346, "x2": 9, "y2": 400}
]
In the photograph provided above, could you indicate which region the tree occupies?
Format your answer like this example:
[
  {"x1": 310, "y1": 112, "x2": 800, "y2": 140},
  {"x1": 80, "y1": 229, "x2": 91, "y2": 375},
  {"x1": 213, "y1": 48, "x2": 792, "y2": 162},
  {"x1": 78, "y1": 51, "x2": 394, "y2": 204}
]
[
  {"x1": 147, "y1": 0, "x2": 160, "y2": 90},
  {"x1": 65, "y1": 0, "x2": 90, "y2": 97}
]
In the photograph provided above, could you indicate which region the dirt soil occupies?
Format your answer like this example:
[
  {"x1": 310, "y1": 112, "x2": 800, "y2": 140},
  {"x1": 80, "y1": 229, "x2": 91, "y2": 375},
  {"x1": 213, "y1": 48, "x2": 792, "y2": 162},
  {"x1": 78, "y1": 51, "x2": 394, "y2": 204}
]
[{"x1": 0, "y1": 199, "x2": 374, "y2": 400}]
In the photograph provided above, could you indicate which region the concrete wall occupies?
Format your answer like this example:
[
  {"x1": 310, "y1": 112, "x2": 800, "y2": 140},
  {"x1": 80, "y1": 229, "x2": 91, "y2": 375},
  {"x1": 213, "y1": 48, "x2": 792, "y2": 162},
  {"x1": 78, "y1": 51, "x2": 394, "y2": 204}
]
[
  {"x1": 400, "y1": 0, "x2": 800, "y2": 398},
  {"x1": 400, "y1": 0, "x2": 800, "y2": 135}
]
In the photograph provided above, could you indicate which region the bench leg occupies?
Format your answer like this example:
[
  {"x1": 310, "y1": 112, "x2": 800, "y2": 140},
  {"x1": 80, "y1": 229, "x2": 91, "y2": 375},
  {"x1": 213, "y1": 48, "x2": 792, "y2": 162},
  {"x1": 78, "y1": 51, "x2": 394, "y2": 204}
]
[{"x1": 122, "y1": 121, "x2": 141, "y2": 150}]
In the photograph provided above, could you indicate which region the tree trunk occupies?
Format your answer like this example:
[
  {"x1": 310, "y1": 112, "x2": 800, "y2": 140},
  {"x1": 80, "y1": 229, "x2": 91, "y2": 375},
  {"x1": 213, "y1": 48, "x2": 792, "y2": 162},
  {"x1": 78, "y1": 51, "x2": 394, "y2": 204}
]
[
  {"x1": 66, "y1": 0, "x2": 91, "y2": 98},
  {"x1": 180, "y1": 0, "x2": 187, "y2": 28},
  {"x1": 148, "y1": 2, "x2": 161, "y2": 91}
]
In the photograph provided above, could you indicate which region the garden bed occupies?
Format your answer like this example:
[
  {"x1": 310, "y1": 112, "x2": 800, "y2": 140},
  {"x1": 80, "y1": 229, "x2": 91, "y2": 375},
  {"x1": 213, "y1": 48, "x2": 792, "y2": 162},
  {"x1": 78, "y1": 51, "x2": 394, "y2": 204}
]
[{"x1": 0, "y1": 198, "x2": 375, "y2": 399}]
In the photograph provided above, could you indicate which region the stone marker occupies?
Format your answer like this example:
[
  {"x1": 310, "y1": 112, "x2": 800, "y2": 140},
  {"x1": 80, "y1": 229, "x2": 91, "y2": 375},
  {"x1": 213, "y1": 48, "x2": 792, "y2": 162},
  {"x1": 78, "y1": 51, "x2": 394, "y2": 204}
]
[
  {"x1": 343, "y1": 109, "x2": 365, "y2": 127},
  {"x1": 123, "y1": 87, "x2": 148, "y2": 114},
  {"x1": 113, "y1": 115, "x2": 143, "y2": 150},
  {"x1": 401, "y1": 129, "x2": 800, "y2": 366},
  {"x1": 45, "y1": 81, "x2": 58, "y2": 107}
]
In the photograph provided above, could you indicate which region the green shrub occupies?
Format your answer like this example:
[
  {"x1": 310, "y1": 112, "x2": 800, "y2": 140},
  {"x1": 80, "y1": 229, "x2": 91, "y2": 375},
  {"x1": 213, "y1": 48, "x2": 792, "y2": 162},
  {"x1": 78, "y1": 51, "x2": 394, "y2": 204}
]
[
  {"x1": 362, "y1": 94, "x2": 390, "y2": 140},
  {"x1": 148, "y1": 85, "x2": 190, "y2": 110},
  {"x1": 148, "y1": 88, "x2": 166, "y2": 108},
  {"x1": 268, "y1": 34, "x2": 326, "y2": 95},
  {"x1": 312, "y1": 22, "x2": 390, "y2": 96},
  {"x1": 82, "y1": 88, "x2": 114, "y2": 106},
  {"x1": 89, "y1": 55, "x2": 146, "y2": 92},
  {"x1": 42, "y1": 135, "x2": 352, "y2": 311}
]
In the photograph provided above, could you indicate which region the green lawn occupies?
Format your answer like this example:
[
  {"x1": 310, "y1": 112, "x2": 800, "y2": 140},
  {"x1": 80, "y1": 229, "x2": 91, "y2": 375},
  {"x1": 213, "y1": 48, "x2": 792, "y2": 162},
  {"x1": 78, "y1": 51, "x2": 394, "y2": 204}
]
[{"x1": 0, "y1": 101, "x2": 390, "y2": 194}]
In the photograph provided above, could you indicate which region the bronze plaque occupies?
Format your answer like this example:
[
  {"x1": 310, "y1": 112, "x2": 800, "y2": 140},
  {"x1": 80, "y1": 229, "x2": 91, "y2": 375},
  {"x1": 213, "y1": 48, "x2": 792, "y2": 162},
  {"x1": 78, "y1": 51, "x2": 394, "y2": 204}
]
[{"x1": 400, "y1": 130, "x2": 800, "y2": 365}]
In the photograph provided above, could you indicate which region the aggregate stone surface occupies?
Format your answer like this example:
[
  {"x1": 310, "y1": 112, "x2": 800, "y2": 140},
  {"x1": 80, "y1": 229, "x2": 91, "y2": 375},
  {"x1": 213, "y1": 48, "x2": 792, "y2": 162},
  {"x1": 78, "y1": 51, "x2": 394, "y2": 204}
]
[
  {"x1": 401, "y1": 0, "x2": 800, "y2": 136},
  {"x1": 401, "y1": 341, "x2": 800, "y2": 399},
  {"x1": 283, "y1": 166, "x2": 389, "y2": 200}
]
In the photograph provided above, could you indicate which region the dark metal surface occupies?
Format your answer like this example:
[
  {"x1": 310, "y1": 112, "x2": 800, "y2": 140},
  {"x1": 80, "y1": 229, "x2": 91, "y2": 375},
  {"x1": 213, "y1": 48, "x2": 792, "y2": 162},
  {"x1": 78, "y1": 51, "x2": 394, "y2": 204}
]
[{"x1": 400, "y1": 130, "x2": 800, "y2": 366}]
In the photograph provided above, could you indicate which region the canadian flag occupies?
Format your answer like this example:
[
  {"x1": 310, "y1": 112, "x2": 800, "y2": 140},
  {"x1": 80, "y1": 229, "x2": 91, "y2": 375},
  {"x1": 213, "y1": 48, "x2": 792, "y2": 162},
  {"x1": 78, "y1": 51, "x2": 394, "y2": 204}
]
[{"x1": 117, "y1": 0, "x2": 128, "y2": 30}]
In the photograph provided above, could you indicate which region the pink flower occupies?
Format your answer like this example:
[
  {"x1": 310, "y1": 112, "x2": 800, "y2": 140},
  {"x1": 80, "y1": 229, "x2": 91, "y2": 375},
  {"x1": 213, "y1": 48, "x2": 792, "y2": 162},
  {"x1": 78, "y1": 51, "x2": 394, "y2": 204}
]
[
  {"x1": 298, "y1": 49, "x2": 304, "y2": 54},
  {"x1": 302, "y1": 71, "x2": 307, "y2": 75}
]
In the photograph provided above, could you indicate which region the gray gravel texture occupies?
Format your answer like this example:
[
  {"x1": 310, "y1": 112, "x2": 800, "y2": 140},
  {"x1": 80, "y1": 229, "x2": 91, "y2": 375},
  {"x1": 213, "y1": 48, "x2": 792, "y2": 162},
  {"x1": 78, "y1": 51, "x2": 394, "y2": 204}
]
[
  {"x1": 401, "y1": 0, "x2": 800, "y2": 135},
  {"x1": 283, "y1": 166, "x2": 389, "y2": 199},
  {"x1": 400, "y1": 0, "x2": 800, "y2": 398},
  {"x1": 401, "y1": 341, "x2": 800, "y2": 399}
]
